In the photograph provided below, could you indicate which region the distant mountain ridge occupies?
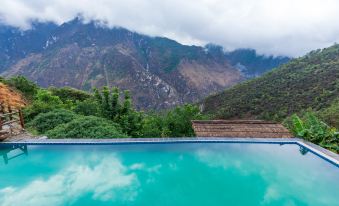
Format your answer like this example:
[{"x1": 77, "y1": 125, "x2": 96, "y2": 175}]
[
  {"x1": 0, "y1": 18, "x2": 290, "y2": 109},
  {"x1": 205, "y1": 44, "x2": 290, "y2": 78}
]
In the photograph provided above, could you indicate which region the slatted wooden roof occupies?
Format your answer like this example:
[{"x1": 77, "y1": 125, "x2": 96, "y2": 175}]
[
  {"x1": 192, "y1": 120, "x2": 293, "y2": 138},
  {"x1": 0, "y1": 83, "x2": 26, "y2": 108}
]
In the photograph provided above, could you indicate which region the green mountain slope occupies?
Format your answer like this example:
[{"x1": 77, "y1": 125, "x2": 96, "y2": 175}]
[{"x1": 202, "y1": 44, "x2": 339, "y2": 121}]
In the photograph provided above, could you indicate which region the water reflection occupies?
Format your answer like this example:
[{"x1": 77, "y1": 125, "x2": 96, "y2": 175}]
[
  {"x1": 0, "y1": 154, "x2": 138, "y2": 206},
  {"x1": 0, "y1": 143, "x2": 337, "y2": 206},
  {"x1": 0, "y1": 144, "x2": 28, "y2": 164},
  {"x1": 298, "y1": 146, "x2": 309, "y2": 155},
  {"x1": 194, "y1": 143, "x2": 338, "y2": 206}
]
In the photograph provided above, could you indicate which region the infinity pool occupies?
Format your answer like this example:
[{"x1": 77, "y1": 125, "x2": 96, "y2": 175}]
[{"x1": 0, "y1": 142, "x2": 338, "y2": 206}]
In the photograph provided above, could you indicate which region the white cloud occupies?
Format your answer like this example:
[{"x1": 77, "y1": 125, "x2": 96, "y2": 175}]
[
  {"x1": 1, "y1": 0, "x2": 339, "y2": 56},
  {"x1": 0, "y1": 155, "x2": 139, "y2": 206}
]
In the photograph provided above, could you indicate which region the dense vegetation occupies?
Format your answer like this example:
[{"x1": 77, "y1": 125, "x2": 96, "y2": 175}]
[
  {"x1": 27, "y1": 109, "x2": 77, "y2": 134},
  {"x1": 318, "y1": 99, "x2": 339, "y2": 129},
  {"x1": 202, "y1": 44, "x2": 339, "y2": 152},
  {"x1": 46, "y1": 116, "x2": 128, "y2": 138},
  {"x1": 203, "y1": 44, "x2": 339, "y2": 122},
  {"x1": 284, "y1": 112, "x2": 338, "y2": 153},
  {"x1": 2, "y1": 76, "x2": 205, "y2": 138}
]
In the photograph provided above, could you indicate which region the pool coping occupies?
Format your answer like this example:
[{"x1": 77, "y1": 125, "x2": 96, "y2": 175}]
[{"x1": 1, "y1": 137, "x2": 338, "y2": 167}]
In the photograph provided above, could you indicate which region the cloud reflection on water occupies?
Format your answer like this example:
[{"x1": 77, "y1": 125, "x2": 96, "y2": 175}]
[
  {"x1": 0, "y1": 154, "x2": 139, "y2": 206},
  {"x1": 194, "y1": 143, "x2": 339, "y2": 206}
]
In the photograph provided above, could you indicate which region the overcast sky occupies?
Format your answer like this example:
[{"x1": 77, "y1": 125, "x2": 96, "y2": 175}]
[{"x1": 1, "y1": 0, "x2": 339, "y2": 57}]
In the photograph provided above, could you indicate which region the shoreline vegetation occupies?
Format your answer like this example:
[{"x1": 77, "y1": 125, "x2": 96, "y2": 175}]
[{"x1": 0, "y1": 75, "x2": 338, "y2": 153}]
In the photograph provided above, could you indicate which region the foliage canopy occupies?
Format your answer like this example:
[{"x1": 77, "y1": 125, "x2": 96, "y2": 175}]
[{"x1": 46, "y1": 116, "x2": 128, "y2": 138}]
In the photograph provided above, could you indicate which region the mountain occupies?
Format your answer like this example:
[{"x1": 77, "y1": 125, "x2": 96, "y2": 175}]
[
  {"x1": 205, "y1": 44, "x2": 290, "y2": 78},
  {"x1": 202, "y1": 44, "x2": 339, "y2": 120},
  {"x1": 224, "y1": 49, "x2": 290, "y2": 78},
  {"x1": 0, "y1": 18, "x2": 290, "y2": 110}
]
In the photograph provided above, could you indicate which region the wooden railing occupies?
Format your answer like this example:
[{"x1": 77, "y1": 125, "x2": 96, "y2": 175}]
[{"x1": 0, "y1": 103, "x2": 25, "y2": 140}]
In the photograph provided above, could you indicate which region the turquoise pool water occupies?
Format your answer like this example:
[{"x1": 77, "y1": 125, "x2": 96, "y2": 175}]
[{"x1": 0, "y1": 142, "x2": 338, "y2": 206}]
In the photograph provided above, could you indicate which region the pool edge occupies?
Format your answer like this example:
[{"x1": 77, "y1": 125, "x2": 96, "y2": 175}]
[{"x1": 1, "y1": 137, "x2": 338, "y2": 167}]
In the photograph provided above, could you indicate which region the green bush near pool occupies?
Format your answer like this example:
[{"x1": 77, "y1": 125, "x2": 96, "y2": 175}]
[
  {"x1": 27, "y1": 109, "x2": 77, "y2": 134},
  {"x1": 46, "y1": 116, "x2": 128, "y2": 138}
]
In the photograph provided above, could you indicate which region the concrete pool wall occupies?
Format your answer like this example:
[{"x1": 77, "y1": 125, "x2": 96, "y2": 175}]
[{"x1": 1, "y1": 137, "x2": 338, "y2": 167}]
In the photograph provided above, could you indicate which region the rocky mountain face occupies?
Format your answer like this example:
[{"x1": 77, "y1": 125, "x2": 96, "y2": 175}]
[{"x1": 0, "y1": 18, "x2": 290, "y2": 110}]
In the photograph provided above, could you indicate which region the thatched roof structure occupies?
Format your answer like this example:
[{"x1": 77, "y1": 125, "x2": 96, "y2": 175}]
[
  {"x1": 192, "y1": 120, "x2": 293, "y2": 138},
  {"x1": 0, "y1": 83, "x2": 26, "y2": 108}
]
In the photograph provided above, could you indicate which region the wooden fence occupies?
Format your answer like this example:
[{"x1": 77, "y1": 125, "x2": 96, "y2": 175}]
[{"x1": 0, "y1": 103, "x2": 25, "y2": 140}]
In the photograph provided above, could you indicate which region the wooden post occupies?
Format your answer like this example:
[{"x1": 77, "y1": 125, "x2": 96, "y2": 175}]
[
  {"x1": 0, "y1": 102, "x2": 2, "y2": 130},
  {"x1": 19, "y1": 109, "x2": 25, "y2": 129},
  {"x1": 8, "y1": 105, "x2": 13, "y2": 120},
  {"x1": 0, "y1": 102, "x2": 4, "y2": 114}
]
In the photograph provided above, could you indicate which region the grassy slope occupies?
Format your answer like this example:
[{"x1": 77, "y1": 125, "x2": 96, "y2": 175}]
[{"x1": 202, "y1": 44, "x2": 339, "y2": 121}]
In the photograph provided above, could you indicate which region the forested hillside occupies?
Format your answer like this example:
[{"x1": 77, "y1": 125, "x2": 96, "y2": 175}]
[{"x1": 202, "y1": 44, "x2": 339, "y2": 121}]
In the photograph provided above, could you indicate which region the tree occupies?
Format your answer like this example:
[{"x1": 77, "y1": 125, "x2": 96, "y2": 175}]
[
  {"x1": 23, "y1": 89, "x2": 64, "y2": 122},
  {"x1": 140, "y1": 113, "x2": 167, "y2": 137},
  {"x1": 73, "y1": 99, "x2": 100, "y2": 116},
  {"x1": 49, "y1": 86, "x2": 92, "y2": 103},
  {"x1": 94, "y1": 87, "x2": 143, "y2": 137},
  {"x1": 164, "y1": 104, "x2": 206, "y2": 137}
]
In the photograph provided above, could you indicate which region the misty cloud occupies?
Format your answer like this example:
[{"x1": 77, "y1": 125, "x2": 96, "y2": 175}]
[{"x1": 1, "y1": 0, "x2": 339, "y2": 56}]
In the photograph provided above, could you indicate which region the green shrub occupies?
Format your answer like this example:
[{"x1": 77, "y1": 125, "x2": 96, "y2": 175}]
[
  {"x1": 164, "y1": 104, "x2": 206, "y2": 137},
  {"x1": 73, "y1": 99, "x2": 100, "y2": 116},
  {"x1": 94, "y1": 87, "x2": 143, "y2": 137},
  {"x1": 49, "y1": 87, "x2": 92, "y2": 103},
  {"x1": 139, "y1": 104, "x2": 207, "y2": 138},
  {"x1": 140, "y1": 114, "x2": 167, "y2": 137},
  {"x1": 23, "y1": 89, "x2": 65, "y2": 122},
  {"x1": 46, "y1": 116, "x2": 128, "y2": 138},
  {"x1": 27, "y1": 109, "x2": 77, "y2": 134},
  {"x1": 285, "y1": 112, "x2": 339, "y2": 153}
]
